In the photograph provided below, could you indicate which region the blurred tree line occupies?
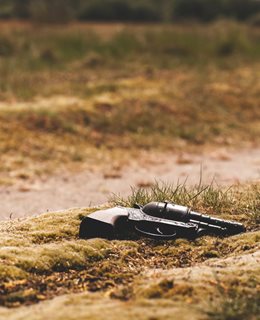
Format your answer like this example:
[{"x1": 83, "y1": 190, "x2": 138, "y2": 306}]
[{"x1": 0, "y1": 0, "x2": 259, "y2": 23}]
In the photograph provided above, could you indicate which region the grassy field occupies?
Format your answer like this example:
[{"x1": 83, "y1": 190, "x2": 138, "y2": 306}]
[
  {"x1": 0, "y1": 182, "x2": 259, "y2": 319},
  {"x1": 0, "y1": 21, "x2": 260, "y2": 185}
]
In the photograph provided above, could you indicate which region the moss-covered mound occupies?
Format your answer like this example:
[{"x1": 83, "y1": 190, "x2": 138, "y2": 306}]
[{"x1": 0, "y1": 183, "x2": 259, "y2": 319}]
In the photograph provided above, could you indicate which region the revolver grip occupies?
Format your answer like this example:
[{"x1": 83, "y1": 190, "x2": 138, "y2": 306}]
[{"x1": 79, "y1": 207, "x2": 128, "y2": 239}]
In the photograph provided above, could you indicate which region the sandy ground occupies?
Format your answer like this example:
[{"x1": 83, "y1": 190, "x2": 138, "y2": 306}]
[{"x1": 0, "y1": 147, "x2": 259, "y2": 220}]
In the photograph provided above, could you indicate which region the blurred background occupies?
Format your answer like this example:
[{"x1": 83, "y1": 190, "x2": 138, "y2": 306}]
[
  {"x1": 1, "y1": 0, "x2": 260, "y2": 23},
  {"x1": 0, "y1": 0, "x2": 259, "y2": 188}
]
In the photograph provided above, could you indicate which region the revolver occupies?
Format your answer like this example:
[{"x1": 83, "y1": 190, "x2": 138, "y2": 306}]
[{"x1": 79, "y1": 201, "x2": 245, "y2": 240}]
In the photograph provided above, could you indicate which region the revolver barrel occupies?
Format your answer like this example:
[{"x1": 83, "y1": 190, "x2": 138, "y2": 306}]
[
  {"x1": 189, "y1": 210, "x2": 245, "y2": 234},
  {"x1": 142, "y1": 202, "x2": 245, "y2": 235}
]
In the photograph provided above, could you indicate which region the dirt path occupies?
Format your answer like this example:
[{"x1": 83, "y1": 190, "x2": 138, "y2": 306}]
[{"x1": 0, "y1": 147, "x2": 259, "y2": 220}]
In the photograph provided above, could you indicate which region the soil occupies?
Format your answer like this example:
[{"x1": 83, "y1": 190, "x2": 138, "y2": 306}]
[{"x1": 1, "y1": 147, "x2": 259, "y2": 221}]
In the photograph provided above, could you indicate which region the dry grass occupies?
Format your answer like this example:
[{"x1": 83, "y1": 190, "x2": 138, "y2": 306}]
[
  {"x1": 0, "y1": 182, "x2": 259, "y2": 319},
  {"x1": 0, "y1": 21, "x2": 259, "y2": 185},
  {"x1": 1, "y1": 65, "x2": 259, "y2": 185}
]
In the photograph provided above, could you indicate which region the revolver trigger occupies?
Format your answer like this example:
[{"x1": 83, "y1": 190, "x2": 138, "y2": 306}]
[{"x1": 156, "y1": 227, "x2": 163, "y2": 235}]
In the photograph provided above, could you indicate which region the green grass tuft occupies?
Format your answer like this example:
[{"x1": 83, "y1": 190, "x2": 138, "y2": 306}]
[{"x1": 111, "y1": 181, "x2": 260, "y2": 225}]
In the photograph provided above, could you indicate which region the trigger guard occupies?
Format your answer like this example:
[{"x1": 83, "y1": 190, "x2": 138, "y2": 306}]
[{"x1": 134, "y1": 225, "x2": 177, "y2": 240}]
